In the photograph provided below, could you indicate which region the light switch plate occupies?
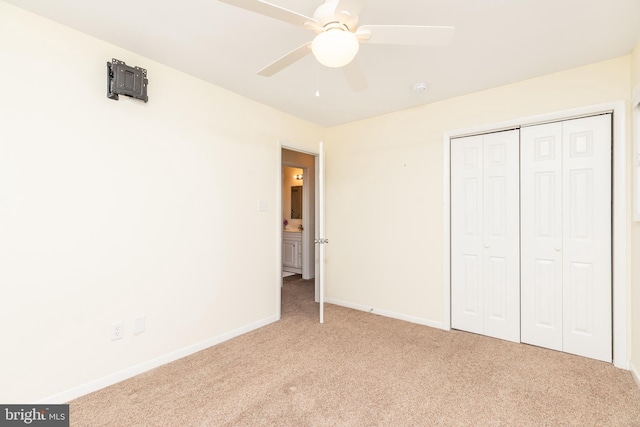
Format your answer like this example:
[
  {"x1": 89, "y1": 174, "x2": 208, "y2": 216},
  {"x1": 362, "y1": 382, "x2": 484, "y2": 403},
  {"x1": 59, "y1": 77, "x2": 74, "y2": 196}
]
[{"x1": 133, "y1": 316, "x2": 146, "y2": 334}]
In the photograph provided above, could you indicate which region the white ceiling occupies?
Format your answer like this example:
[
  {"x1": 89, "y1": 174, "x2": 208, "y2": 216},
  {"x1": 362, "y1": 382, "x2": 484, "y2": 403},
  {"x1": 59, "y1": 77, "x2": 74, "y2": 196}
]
[{"x1": 5, "y1": 0, "x2": 640, "y2": 127}]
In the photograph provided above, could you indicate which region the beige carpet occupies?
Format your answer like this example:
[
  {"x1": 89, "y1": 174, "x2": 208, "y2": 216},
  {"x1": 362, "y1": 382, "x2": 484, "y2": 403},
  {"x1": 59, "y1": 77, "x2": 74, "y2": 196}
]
[{"x1": 70, "y1": 278, "x2": 640, "y2": 426}]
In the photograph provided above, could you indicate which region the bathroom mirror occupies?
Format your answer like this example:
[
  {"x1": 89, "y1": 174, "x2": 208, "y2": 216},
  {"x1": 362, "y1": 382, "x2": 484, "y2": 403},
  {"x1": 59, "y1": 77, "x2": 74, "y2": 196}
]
[{"x1": 291, "y1": 186, "x2": 302, "y2": 219}]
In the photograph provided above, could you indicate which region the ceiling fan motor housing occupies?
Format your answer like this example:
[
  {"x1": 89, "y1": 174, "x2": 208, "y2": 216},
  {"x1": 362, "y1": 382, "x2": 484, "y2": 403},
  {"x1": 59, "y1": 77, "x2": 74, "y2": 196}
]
[{"x1": 313, "y1": 0, "x2": 359, "y2": 31}]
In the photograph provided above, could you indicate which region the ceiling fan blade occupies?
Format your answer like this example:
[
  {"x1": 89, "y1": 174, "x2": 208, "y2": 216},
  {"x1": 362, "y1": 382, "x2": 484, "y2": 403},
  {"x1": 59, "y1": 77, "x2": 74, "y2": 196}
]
[
  {"x1": 258, "y1": 42, "x2": 313, "y2": 77},
  {"x1": 218, "y1": 0, "x2": 318, "y2": 29},
  {"x1": 356, "y1": 25, "x2": 455, "y2": 46},
  {"x1": 342, "y1": 59, "x2": 368, "y2": 92}
]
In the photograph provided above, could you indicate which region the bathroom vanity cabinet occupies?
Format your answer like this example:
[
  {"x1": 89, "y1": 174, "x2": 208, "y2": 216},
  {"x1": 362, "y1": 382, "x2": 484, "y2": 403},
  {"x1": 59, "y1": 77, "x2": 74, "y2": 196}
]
[{"x1": 283, "y1": 231, "x2": 302, "y2": 274}]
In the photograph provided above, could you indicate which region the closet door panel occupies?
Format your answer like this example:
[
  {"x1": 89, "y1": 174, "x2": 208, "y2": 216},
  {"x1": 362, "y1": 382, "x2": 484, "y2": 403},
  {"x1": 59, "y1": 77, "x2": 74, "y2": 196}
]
[
  {"x1": 451, "y1": 135, "x2": 484, "y2": 334},
  {"x1": 562, "y1": 115, "x2": 611, "y2": 362},
  {"x1": 482, "y1": 130, "x2": 520, "y2": 343},
  {"x1": 521, "y1": 123, "x2": 563, "y2": 351}
]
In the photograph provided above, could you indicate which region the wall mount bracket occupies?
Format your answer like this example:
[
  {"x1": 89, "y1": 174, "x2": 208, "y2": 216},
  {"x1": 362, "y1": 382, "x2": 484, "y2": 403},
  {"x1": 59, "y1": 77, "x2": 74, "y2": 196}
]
[{"x1": 107, "y1": 58, "x2": 148, "y2": 102}]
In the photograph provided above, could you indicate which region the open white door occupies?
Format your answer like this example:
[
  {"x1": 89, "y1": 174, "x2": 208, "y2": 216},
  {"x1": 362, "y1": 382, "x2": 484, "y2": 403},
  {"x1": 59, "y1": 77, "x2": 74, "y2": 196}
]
[{"x1": 316, "y1": 141, "x2": 327, "y2": 323}]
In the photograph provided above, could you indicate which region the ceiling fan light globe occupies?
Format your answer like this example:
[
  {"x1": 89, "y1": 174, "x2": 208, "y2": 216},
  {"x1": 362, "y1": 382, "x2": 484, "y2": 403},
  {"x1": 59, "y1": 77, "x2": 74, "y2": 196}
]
[{"x1": 311, "y1": 29, "x2": 359, "y2": 68}]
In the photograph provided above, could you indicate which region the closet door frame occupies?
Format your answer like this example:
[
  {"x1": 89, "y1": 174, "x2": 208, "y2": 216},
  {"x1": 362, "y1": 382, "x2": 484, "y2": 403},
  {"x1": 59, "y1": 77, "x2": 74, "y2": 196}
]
[{"x1": 442, "y1": 101, "x2": 628, "y2": 369}]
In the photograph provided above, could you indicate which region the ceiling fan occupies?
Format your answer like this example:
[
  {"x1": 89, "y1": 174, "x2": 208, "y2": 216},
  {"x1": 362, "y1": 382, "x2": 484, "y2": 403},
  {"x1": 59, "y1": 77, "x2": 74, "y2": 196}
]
[{"x1": 218, "y1": 0, "x2": 455, "y2": 91}]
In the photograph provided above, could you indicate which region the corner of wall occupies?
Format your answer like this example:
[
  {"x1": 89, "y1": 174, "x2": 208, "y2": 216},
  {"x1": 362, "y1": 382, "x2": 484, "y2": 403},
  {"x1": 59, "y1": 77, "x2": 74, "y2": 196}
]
[
  {"x1": 631, "y1": 360, "x2": 640, "y2": 390},
  {"x1": 629, "y1": 38, "x2": 640, "y2": 385},
  {"x1": 632, "y1": 40, "x2": 640, "y2": 94}
]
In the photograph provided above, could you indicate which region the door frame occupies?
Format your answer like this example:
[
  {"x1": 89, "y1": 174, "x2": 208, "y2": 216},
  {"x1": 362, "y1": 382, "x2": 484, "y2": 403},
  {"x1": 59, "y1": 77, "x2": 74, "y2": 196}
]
[
  {"x1": 277, "y1": 141, "x2": 320, "y2": 321},
  {"x1": 442, "y1": 101, "x2": 628, "y2": 369}
]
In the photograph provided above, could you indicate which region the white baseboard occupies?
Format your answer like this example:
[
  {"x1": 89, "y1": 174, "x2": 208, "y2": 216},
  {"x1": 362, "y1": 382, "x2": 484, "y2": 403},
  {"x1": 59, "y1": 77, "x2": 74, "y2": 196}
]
[
  {"x1": 36, "y1": 315, "x2": 279, "y2": 404},
  {"x1": 631, "y1": 361, "x2": 640, "y2": 391},
  {"x1": 324, "y1": 298, "x2": 443, "y2": 330}
]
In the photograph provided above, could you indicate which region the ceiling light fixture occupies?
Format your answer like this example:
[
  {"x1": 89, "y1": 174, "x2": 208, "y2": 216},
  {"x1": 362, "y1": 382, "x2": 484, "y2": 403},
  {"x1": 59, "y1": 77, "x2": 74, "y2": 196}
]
[{"x1": 311, "y1": 25, "x2": 359, "y2": 68}]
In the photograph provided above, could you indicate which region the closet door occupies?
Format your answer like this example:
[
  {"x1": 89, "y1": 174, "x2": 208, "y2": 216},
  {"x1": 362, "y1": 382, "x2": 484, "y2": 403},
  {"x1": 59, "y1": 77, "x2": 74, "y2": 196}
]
[
  {"x1": 521, "y1": 115, "x2": 611, "y2": 362},
  {"x1": 562, "y1": 115, "x2": 611, "y2": 362},
  {"x1": 482, "y1": 131, "x2": 520, "y2": 342},
  {"x1": 520, "y1": 122, "x2": 564, "y2": 351},
  {"x1": 451, "y1": 130, "x2": 520, "y2": 342},
  {"x1": 451, "y1": 135, "x2": 484, "y2": 336}
]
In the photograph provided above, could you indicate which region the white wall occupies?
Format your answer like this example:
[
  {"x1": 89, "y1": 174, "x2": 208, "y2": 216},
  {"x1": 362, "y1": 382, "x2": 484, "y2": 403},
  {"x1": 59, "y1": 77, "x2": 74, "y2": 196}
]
[
  {"x1": 323, "y1": 56, "x2": 632, "y2": 331},
  {"x1": 0, "y1": 2, "x2": 322, "y2": 403}
]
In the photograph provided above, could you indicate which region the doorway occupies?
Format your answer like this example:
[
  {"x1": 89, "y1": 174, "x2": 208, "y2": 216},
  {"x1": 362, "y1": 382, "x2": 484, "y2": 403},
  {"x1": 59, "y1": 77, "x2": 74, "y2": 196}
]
[
  {"x1": 283, "y1": 165, "x2": 304, "y2": 277},
  {"x1": 281, "y1": 148, "x2": 317, "y2": 313}
]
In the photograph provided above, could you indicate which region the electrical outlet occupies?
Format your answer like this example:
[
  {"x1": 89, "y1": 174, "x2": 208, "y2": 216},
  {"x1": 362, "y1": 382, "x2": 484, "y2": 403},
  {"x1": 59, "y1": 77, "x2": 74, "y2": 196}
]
[{"x1": 111, "y1": 321, "x2": 124, "y2": 341}]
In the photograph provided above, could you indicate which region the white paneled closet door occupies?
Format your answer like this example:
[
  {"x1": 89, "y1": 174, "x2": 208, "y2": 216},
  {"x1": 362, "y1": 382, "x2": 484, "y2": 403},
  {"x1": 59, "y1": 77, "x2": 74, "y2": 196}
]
[
  {"x1": 520, "y1": 122, "x2": 564, "y2": 351},
  {"x1": 451, "y1": 134, "x2": 484, "y2": 336},
  {"x1": 521, "y1": 114, "x2": 612, "y2": 362},
  {"x1": 451, "y1": 130, "x2": 520, "y2": 343}
]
